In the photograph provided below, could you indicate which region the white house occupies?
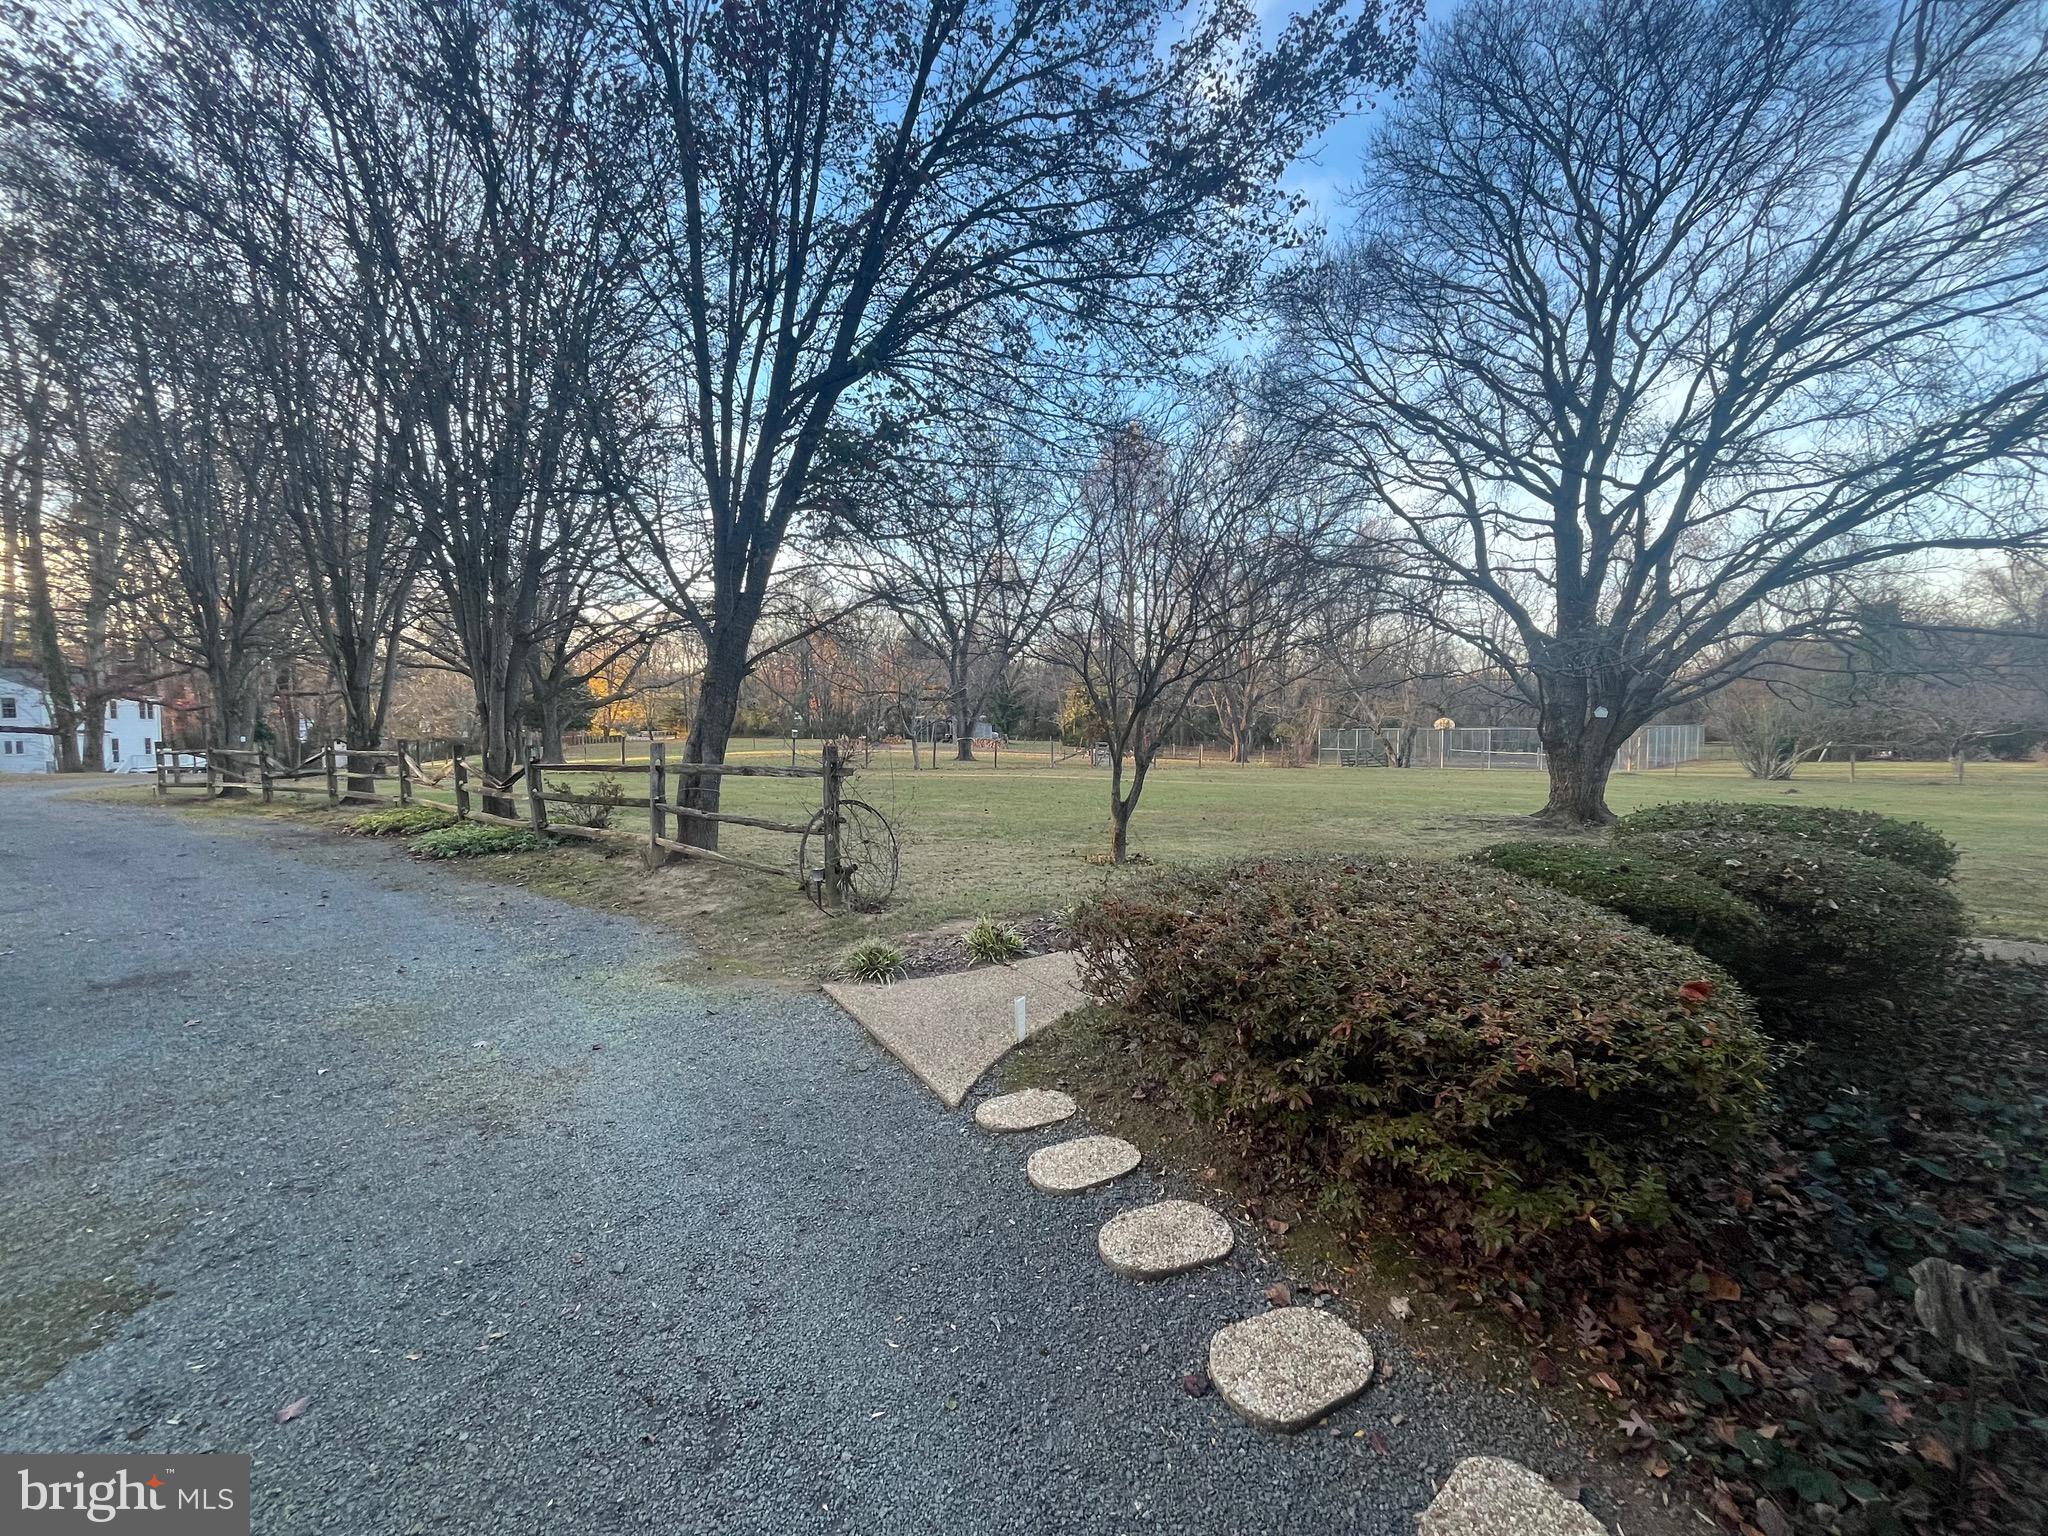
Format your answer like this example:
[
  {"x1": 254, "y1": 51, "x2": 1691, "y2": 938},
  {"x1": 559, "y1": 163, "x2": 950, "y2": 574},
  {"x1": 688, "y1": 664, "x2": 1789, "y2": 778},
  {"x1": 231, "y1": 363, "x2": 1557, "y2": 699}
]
[{"x1": 0, "y1": 666, "x2": 168, "y2": 774}]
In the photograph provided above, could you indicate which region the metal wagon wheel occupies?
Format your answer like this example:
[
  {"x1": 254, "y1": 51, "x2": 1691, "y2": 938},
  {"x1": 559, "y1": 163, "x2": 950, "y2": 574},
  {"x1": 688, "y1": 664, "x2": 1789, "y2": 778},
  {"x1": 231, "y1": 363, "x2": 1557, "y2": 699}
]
[{"x1": 800, "y1": 797, "x2": 900, "y2": 912}]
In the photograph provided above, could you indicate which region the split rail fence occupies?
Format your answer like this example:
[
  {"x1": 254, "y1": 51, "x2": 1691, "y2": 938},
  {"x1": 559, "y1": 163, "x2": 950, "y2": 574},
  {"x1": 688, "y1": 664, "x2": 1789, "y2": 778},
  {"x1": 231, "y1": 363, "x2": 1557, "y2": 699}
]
[{"x1": 154, "y1": 740, "x2": 880, "y2": 910}]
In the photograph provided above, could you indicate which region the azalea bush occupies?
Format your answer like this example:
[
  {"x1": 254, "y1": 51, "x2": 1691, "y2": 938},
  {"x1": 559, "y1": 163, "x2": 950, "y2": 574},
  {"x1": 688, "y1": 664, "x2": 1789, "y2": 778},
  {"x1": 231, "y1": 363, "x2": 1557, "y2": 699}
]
[
  {"x1": 1616, "y1": 829, "x2": 1967, "y2": 998},
  {"x1": 1614, "y1": 801, "x2": 1959, "y2": 881},
  {"x1": 1071, "y1": 855, "x2": 1771, "y2": 1248},
  {"x1": 1475, "y1": 841, "x2": 1766, "y2": 974}
]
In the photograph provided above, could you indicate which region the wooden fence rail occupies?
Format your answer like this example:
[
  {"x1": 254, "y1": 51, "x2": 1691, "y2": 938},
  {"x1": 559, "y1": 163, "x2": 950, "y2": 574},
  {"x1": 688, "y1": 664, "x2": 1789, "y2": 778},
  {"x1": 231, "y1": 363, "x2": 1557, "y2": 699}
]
[{"x1": 153, "y1": 738, "x2": 864, "y2": 909}]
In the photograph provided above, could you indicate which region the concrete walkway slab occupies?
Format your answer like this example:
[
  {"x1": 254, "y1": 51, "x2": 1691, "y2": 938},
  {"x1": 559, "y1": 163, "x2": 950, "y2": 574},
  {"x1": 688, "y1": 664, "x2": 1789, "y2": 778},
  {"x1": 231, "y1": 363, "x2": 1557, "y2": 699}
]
[
  {"x1": 824, "y1": 950, "x2": 1088, "y2": 1107},
  {"x1": 1418, "y1": 1457, "x2": 1607, "y2": 1535}
]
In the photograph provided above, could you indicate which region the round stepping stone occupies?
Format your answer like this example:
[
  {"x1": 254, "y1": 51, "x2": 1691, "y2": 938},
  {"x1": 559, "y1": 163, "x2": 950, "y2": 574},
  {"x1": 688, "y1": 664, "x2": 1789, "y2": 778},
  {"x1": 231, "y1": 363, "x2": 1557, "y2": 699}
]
[
  {"x1": 1418, "y1": 1456, "x2": 1606, "y2": 1536},
  {"x1": 1026, "y1": 1134, "x2": 1140, "y2": 1194},
  {"x1": 1207, "y1": 1306, "x2": 1374, "y2": 1431},
  {"x1": 974, "y1": 1088, "x2": 1077, "y2": 1133},
  {"x1": 1097, "y1": 1200, "x2": 1234, "y2": 1278}
]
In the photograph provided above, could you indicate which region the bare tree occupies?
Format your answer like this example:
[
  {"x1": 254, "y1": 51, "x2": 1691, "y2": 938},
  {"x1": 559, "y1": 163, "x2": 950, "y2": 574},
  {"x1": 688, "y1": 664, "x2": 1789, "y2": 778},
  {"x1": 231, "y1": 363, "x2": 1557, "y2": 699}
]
[
  {"x1": 1275, "y1": 0, "x2": 2048, "y2": 824},
  {"x1": 839, "y1": 426, "x2": 1070, "y2": 760},
  {"x1": 608, "y1": 0, "x2": 1417, "y2": 845},
  {"x1": 1046, "y1": 405, "x2": 1342, "y2": 862}
]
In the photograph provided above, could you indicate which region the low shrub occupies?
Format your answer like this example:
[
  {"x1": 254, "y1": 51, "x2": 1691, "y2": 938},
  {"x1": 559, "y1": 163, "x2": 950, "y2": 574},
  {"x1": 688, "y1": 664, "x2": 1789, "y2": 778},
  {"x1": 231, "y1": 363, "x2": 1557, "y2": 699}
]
[
  {"x1": 841, "y1": 939, "x2": 907, "y2": 984},
  {"x1": 963, "y1": 916, "x2": 1026, "y2": 965},
  {"x1": 558, "y1": 775, "x2": 626, "y2": 830},
  {"x1": 1071, "y1": 856, "x2": 1770, "y2": 1248},
  {"x1": 348, "y1": 804, "x2": 456, "y2": 837},
  {"x1": 409, "y1": 824, "x2": 549, "y2": 859},
  {"x1": 1474, "y1": 841, "x2": 1767, "y2": 974},
  {"x1": 1620, "y1": 829, "x2": 1967, "y2": 995},
  {"x1": 1614, "y1": 800, "x2": 1958, "y2": 881}
]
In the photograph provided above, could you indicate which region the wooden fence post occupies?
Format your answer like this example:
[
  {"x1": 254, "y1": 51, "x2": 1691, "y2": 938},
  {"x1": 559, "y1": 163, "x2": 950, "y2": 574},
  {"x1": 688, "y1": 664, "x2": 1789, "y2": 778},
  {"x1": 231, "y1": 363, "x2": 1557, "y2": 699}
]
[
  {"x1": 325, "y1": 744, "x2": 340, "y2": 807},
  {"x1": 154, "y1": 746, "x2": 168, "y2": 800},
  {"x1": 527, "y1": 750, "x2": 548, "y2": 834},
  {"x1": 259, "y1": 749, "x2": 274, "y2": 804},
  {"x1": 821, "y1": 741, "x2": 843, "y2": 910},
  {"x1": 1849, "y1": 746, "x2": 1858, "y2": 782},
  {"x1": 452, "y1": 747, "x2": 470, "y2": 819},
  {"x1": 645, "y1": 741, "x2": 669, "y2": 868},
  {"x1": 397, "y1": 741, "x2": 413, "y2": 806},
  {"x1": 204, "y1": 749, "x2": 219, "y2": 797}
]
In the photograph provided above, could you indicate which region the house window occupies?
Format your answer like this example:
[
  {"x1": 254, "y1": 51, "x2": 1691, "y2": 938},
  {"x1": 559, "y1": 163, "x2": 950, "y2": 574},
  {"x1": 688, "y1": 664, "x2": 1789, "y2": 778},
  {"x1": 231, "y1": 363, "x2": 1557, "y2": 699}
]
[
  {"x1": 110, "y1": 737, "x2": 121, "y2": 761},
  {"x1": 143, "y1": 737, "x2": 152, "y2": 756},
  {"x1": 1, "y1": 697, "x2": 15, "y2": 719},
  {"x1": 108, "y1": 700, "x2": 119, "y2": 720},
  {"x1": 142, "y1": 702, "x2": 154, "y2": 720}
]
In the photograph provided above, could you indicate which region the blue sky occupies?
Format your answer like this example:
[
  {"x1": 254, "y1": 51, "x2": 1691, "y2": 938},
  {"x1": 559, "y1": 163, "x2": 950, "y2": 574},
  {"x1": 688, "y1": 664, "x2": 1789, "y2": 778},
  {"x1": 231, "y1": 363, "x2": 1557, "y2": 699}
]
[{"x1": 1276, "y1": 0, "x2": 1461, "y2": 232}]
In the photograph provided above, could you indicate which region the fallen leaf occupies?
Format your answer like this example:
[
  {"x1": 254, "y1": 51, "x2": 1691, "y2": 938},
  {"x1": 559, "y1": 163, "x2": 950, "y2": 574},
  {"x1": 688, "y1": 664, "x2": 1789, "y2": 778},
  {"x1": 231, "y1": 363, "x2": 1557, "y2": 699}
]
[
  {"x1": 276, "y1": 1396, "x2": 311, "y2": 1424},
  {"x1": 1263, "y1": 1283, "x2": 1292, "y2": 1308},
  {"x1": 1181, "y1": 1371, "x2": 1209, "y2": 1398}
]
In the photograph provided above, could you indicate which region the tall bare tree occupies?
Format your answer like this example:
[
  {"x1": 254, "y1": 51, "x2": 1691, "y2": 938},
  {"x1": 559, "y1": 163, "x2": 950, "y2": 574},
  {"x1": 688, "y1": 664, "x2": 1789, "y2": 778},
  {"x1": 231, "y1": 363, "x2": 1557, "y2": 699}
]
[
  {"x1": 1046, "y1": 404, "x2": 1343, "y2": 862},
  {"x1": 609, "y1": 0, "x2": 1417, "y2": 844},
  {"x1": 1276, "y1": 0, "x2": 2048, "y2": 823}
]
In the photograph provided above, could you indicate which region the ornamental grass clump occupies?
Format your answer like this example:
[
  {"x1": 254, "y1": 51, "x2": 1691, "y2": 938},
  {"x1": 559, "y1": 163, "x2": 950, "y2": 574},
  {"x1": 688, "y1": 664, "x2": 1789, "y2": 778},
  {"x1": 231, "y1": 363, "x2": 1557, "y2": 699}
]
[
  {"x1": 841, "y1": 939, "x2": 908, "y2": 984},
  {"x1": 1614, "y1": 801, "x2": 1958, "y2": 881},
  {"x1": 963, "y1": 915, "x2": 1027, "y2": 965},
  {"x1": 1071, "y1": 856, "x2": 1770, "y2": 1249}
]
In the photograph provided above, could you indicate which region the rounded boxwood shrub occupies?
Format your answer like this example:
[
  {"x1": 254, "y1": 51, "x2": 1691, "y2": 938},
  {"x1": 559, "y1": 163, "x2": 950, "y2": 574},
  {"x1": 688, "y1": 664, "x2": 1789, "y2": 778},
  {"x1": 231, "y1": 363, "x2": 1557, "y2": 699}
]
[
  {"x1": 1614, "y1": 801, "x2": 1958, "y2": 881},
  {"x1": 1071, "y1": 856, "x2": 1770, "y2": 1249},
  {"x1": 1474, "y1": 841, "x2": 1767, "y2": 975},
  {"x1": 1618, "y1": 828, "x2": 1966, "y2": 994}
]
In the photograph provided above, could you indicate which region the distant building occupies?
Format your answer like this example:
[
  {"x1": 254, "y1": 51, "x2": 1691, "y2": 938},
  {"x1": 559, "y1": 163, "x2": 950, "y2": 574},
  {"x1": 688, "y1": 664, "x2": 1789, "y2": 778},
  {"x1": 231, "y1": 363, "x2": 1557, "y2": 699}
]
[{"x1": 0, "y1": 666, "x2": 168, "y2": 773}]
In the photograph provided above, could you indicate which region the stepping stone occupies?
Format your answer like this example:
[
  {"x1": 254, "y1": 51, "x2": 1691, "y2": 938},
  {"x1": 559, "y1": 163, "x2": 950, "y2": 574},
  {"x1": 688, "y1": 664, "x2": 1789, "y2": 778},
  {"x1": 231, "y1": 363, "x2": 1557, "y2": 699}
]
[
  {"x1": 1026, "y1": 1134, "x2": 1140, "y2": 1194},
  {"x1": 974, "y1": 1088, "x2": 1077, "y2": 1133},
  {"x1": 1418, "y1": 1457, "x2": 1606, "y2": 1536},
  {"x1": 1097, "y1": 1200, "x2": 1234, "y2": 1279},
  {"x1": 1207, "y1": 1307, "x2": 1374, "y2": 1431}
]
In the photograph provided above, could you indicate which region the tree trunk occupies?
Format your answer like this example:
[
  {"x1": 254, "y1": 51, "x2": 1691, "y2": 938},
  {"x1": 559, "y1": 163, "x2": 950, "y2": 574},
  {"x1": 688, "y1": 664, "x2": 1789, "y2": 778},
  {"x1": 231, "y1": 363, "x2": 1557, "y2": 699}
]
[
  {"x1": 677, "y1": 634, "x2": 750, "y2": 849},
  {"x1": 539, "y1": 692, "x2": 565, "y2": 765},
  {"x1": 19, "y1": 438, "x2": 83, "y2": 772},
  {"x1": 78, "y1": 692, "x2": 104, "y2": 771},
  {"x1": 1535, "y1": 729, "x2": 1620, "y2": 825},
  {"x1": 1106, "y1": 750, "x2": 1152, "y2": 863}
]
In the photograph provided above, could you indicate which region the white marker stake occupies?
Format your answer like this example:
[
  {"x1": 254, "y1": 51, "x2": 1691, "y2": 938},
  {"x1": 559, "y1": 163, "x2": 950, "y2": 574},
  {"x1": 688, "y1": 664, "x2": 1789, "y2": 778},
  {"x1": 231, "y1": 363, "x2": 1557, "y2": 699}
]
[{"x1": 1013, "y1": 996, "x2": 1029, "y2": 1043}]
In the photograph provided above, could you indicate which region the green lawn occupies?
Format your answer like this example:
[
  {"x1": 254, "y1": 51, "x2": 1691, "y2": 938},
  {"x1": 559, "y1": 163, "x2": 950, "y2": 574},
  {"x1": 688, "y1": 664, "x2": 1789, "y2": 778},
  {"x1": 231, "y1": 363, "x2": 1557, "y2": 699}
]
[
  {"x1": 537, "y1": 745, "x2": 2048, "y2": 951},
  {"x1": 131, "y1": 743, "x2": 2048, "y2": 972}
]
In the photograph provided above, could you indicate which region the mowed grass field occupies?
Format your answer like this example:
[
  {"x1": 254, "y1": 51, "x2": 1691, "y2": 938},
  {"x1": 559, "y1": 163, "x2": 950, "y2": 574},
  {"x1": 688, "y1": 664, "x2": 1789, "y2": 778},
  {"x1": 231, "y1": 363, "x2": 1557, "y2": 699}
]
[
  {"x1": 544, "y1": 739, "x2": 2048, "y2": 950},
  {"x1": 105, "y1": 739, "x2": 2047, "y2": 973}
]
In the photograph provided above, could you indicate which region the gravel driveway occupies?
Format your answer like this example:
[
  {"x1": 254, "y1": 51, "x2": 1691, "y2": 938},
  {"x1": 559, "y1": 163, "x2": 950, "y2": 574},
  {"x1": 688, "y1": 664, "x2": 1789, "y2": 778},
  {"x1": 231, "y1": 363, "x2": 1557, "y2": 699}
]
[{"x1": 0, "y1": 785, "x2": 1636, "y2": 1534}]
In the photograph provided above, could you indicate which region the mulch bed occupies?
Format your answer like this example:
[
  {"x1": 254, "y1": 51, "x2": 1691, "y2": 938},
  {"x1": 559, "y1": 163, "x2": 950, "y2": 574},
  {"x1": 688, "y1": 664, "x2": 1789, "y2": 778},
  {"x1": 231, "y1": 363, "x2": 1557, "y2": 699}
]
[
  {"x1": 1415, "y1": 958, "x2": 2048, "y2": 1536},
  {"x1": 894, "y1": 912, "x2": 1070, "y2": 979}
]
